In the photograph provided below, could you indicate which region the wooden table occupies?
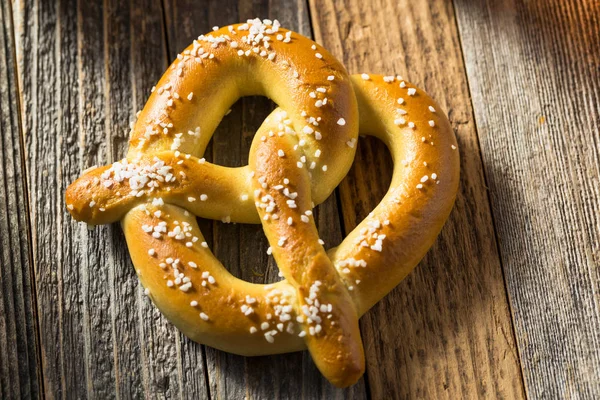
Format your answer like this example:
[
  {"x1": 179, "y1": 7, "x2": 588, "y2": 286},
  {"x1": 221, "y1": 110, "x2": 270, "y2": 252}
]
[{"x1": 1, "y1": 0, "x2": 598, "y2": 398}]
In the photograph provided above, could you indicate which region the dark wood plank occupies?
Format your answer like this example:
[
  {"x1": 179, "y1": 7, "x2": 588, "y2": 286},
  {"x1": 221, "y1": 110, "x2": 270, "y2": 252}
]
[
  {"x1": 0, "y1": 1, "x2": 40, "y2": 398},
  {"x1": 309, "y1": 0, "x2": 526, "y2": 398},
  {"x1": 454, "y1": 0, "x2": 600, "y2": 397},
  {"x1": 162, "y1": 1, "x2": 367, "y2": 398},
  {"x1": 12, "y1": 0, "x2": 210, "y2": 397}
]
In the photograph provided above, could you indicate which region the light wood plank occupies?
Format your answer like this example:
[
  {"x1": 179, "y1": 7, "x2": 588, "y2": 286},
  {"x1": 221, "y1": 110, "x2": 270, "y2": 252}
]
[
  {"x1": 0, "y1": 1, "x2": 40, "y2": 398},
  {"x1": 309, "y1": 0, "x2": 526, "y2": 398},
  {"x1": 162, "y1": 1, "x2": 367, "y2": 398},
  {"x1": 454, "y1": 0, "x2": 600, "y2": 397}
]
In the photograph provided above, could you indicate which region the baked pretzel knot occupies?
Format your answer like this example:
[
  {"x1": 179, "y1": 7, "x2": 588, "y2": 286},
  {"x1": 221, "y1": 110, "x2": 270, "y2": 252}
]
[{"x1": 65, "y1": 19, "x2": 459, "y2": 387}]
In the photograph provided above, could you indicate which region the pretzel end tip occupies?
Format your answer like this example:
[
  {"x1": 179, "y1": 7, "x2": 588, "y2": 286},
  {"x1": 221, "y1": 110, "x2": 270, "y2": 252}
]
[
  {"x1": 64, "y1": 165, "x2": 118, "y2": 224},
  {"x1": 326, "y1": 351, "x2": 366, "y2": 388}
]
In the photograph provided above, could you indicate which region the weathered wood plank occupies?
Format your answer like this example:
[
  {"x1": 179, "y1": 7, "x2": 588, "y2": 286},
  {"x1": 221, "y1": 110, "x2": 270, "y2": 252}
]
[
  {"x1": 0, "y1": 1, "x2": 40, "y2": 398},
  {"x1": 12, "y1": 0, "x2": 211, "y2": 397},
  {"x1": 309, "y1": 0, "x2": 526, "y2": 398},
  {"x1": 454, "y1": 0, "x2": 600, "y2": 397},
  {"x1": 13, "y1": 0, "x2": 85, "y2": 395},
  {"x1": 102, "y1": 1, "x2": 145, "y2": 397},
  {"x1": 162, "y1": 1, "x2": 367, "y2": 398}
]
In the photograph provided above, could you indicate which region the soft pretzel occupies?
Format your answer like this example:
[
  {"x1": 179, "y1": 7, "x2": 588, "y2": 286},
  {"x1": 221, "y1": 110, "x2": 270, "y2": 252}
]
[{"x1": 65, "y1": 19, "x2": 459, "y2": 388}]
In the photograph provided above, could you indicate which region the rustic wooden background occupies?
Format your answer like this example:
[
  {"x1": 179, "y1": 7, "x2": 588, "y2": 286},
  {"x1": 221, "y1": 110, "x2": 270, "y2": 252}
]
[{"x1": 1, "y1": 0, "x2": 598, "y2": 398}]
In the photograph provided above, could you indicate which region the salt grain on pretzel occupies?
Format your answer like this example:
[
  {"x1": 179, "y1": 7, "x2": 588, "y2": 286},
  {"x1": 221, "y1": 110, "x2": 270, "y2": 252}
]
[{"x1": 65, "y1": 19, "x2": 459, "y2": 388}]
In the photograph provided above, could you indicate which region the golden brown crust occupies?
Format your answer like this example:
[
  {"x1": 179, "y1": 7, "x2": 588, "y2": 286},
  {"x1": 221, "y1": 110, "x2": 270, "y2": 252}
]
[
  {"x1": 249, "y1": 132, "x2": 364, "y2": 386},
  {"x1": 64, "y1": 19, "x2": 459, "y2": 388},
  {"x1": 65, "y1": 154, "x2": 259, "y2": 225},
  {"x1": 328, "y1": 75, "x2": 460, "y2": 316},
  {"x1": 127, "y1": 21, "x2": 358, "y2": 205}
]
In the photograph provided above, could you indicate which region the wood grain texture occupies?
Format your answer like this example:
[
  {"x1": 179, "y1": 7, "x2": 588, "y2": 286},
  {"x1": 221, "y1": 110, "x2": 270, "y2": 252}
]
[
  {"x1": 9, "y1": 0, "x2": 598, "y2": 398},
  {"x1": 309, "y1": 0, "x2": 526, "y2": 398},
  {"x1": 0, "y1": 1, "x2": 40, "y2": 398},
  {"x1": 454, "y1": 0, "x2": 600, "y2": 397},
  {"x1": 13, "y1": 0, "x2": 209, "y2": 397},
  {"x1": 162, "y1": 1, "x2": 367, "y2": 398}
]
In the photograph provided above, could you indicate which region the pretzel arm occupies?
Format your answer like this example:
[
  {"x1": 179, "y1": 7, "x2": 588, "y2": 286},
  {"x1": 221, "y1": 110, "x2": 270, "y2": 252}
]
[
  {"x1": 122, "y1": 202, "x2": 310, "y2": 356},
  {"x1": 250, "y1": 133, "x2": 364, "y2": 387},
  {"x1": 66, "y1": 153, "x2": 258, "y2": 225},
  {"x1": 327, "y1": 75, "x2": 460, "y2": 316}
]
